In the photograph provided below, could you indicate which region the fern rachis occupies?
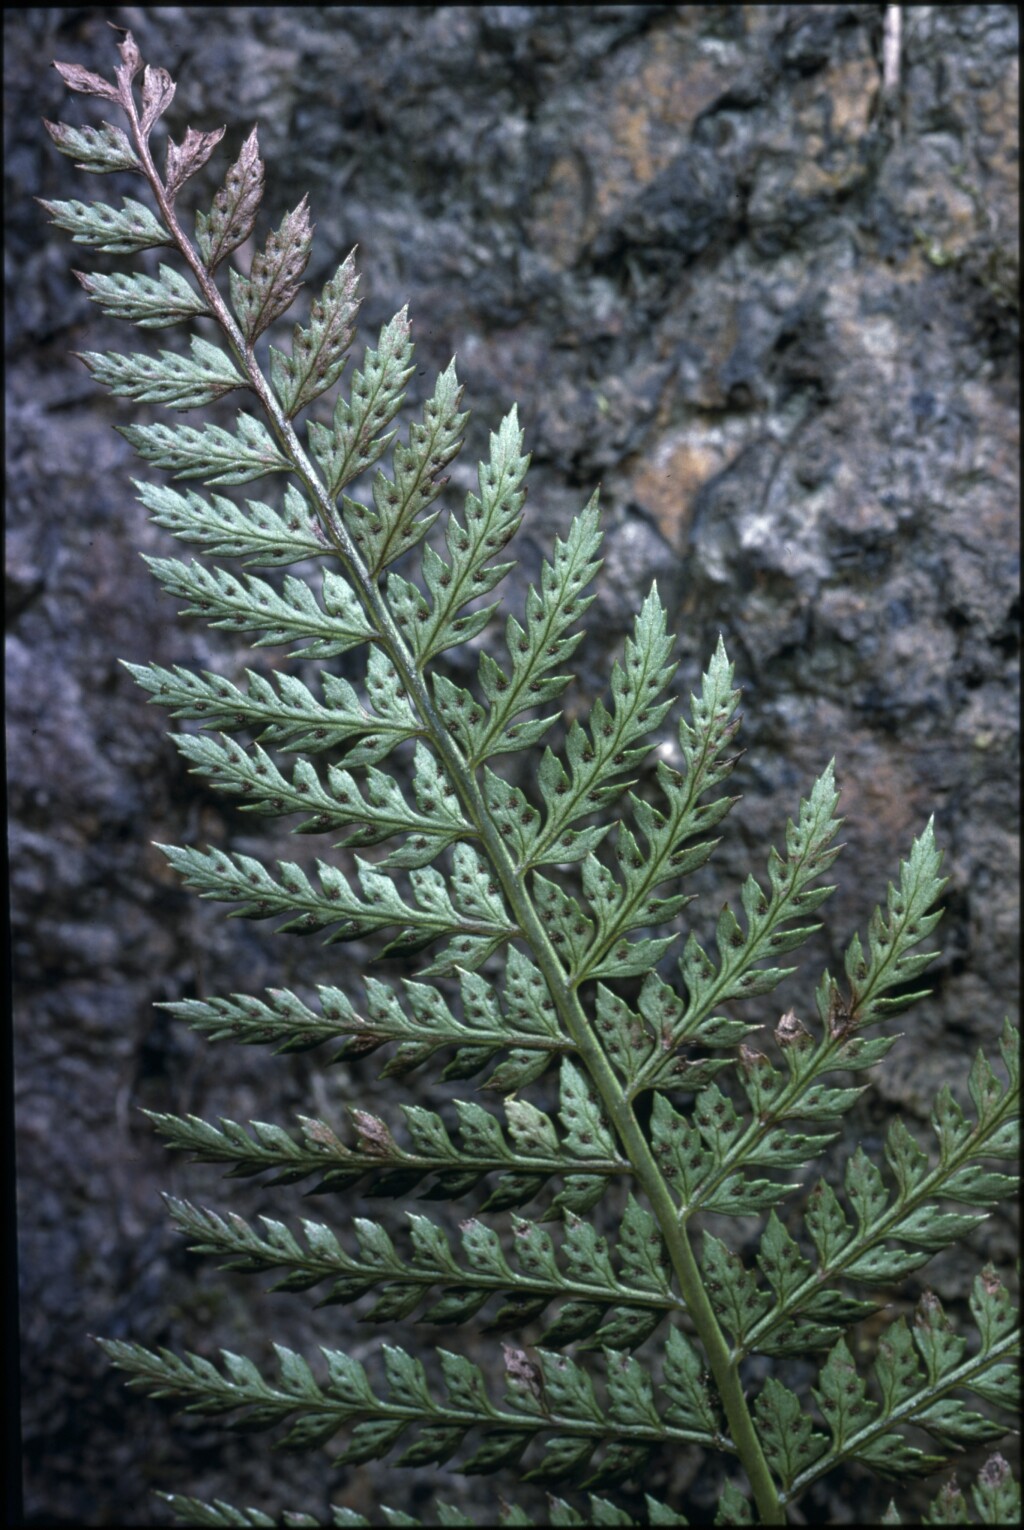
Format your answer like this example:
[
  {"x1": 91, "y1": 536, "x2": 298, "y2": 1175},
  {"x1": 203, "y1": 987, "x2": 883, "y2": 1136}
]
[{"x1": 44, "y1": 30, "x2": 1019, "y2": 1528}]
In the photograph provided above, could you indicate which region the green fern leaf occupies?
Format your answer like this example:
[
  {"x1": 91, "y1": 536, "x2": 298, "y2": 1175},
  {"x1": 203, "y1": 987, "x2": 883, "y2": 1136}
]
[
  {"x1": 120, "y1": 412, "x2": 291, "y2": 484},
  {"x1": 165, "y1": 124, "x2": 229, "y2": 199},
  {"x1": 195, "y1": 126, "x2": 264, "y2": 270},
  {"x1": 343, "y1": 360, "x2": 468, "y2": 575},
  {"x1": 74, "y1": 265, "x2": 210, "y2": 328},
  {"x1": 467, "y1": 496, "x2": 603, "y2": 765},
  {"x1": 43, "y1": 116, "x2": 140, "y2": 173},
  {"x1": 403, "y1": 406, "x2": 528, "y2": 662},
  {"x1": 307, "y1": 310, "x2": 415, "y2": 497},
  {"x1": 47, "y1": 32, "x2": 1018, "y2": 1529},
  {"x1": 754, "y1": 1376, "x2": 827, "y2": 1490},
  {"x1": 40, "y1": 192, "x2": 169, "y2": 251},
  {"x1": 123, "y1": 659, "x2": 426, "y2": 762},
  {"x1": 229, "y1": 197, "x2": 313, "y2": 342},
  {"x1": 270, "y1": 249, "x2": 361, "y2": 417},
  {"x1": 137, "y1": 556, "x2": 375, "y2": 654},
  {"x1": 77, "y1": 335, "x2": 244, "y2": 409},
  {"x1": 134, "y1": 480, "x2": 326, "y2": 565}
]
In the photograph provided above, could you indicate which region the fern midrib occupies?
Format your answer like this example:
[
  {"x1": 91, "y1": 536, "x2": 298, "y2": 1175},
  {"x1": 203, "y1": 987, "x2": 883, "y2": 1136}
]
[
  {"x1": 128, "y1": 110, "x2": 787, "y2": 1525},
  {"x1": 158, "y1": 1368, "x2": 732, "y2": 1452},
  {"x1": 778, "y1": 1322, "x2": 1020, "y2": 1505},
  {"x1": 220, "y1": 1240, "x2": 689, "y2": 1315},
  {"x1": 147, "y1": 1109, "x2": 627, "y2": 1180}
]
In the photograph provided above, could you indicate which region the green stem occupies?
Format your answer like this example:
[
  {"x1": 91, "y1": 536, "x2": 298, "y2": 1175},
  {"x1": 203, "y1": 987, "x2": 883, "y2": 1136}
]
[{"x1": 127, "y1": 103, "x2": 786, "y2": 1526}]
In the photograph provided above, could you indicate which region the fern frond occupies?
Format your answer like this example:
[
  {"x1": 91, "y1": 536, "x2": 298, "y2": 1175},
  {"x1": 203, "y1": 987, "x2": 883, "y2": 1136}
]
[
  {"x1": 123, "y1": 659, "x2": 419, "y2": 761},
  {"x1": 48, "y1": 30, "x2": 1018, "y2": 1528},
  {"x1": 74, "y1": 265, "x2": 210, "y2": 327},
  {"x1": 43, "y1": 115, "x2": 141, "y2": 173},
  {"x1": 169, "y1": 735, "x2": 471, "y2": 863},
  {"x1": 229, "y1": 197, "x2": 313, "y2": 343},
  {"x1": 819, "y1": 817, "x2": 950, "y2": 1035},
  {"x1": 145, "y1": 1058, "x2": 627, "y2": 1205},
  {"x1": 121, "y1": 414, "x2": 291, "y2": 485},
  {"x1": 268, "y1": 248, "x2": 360, "y2": 417},
  {"x1": 775, "y1": 1272, "x2": 1019, "y2": 1499},
  {"x1": 157, "y1": 1488, "x2": 693, "y2": 1527},
  {"x1": 462, "y1": 496, "x2": 604, "y2": 765},
  {"x1": 642, "y1": 826, "x2": 957, "y2": 1244},
  {"x1": 156, "y1": 839, "x2": 517, "y2": 969},
  {"x1": 156, "y1": 1496, "x2": 276, "y2": 1528},
  {"x1": 307, "y1": 310, "x2": 415, "y2": 498},
  {"x1": 341, "y1": 359, "x2": 468, "y2": 576},
  {"x1": 400, "y1": 406, "x2": 528, "y2": 663},
  {"x1": 160, "y1": 952, "x2": 568, "y2": 1083},
  {"x1": 738, "y1": 1019, "x2": 1019, "y2": 1357},
  {"x1": 134, "y1": 479, "x2": 327, "y2": 566},
  {"x1": 40, "y1": 193, "x2": 169, "y2": 251},
  {"x1": 99, "y1": 1323, "x2": 726, "y2": 1483},
  {"x1": 631, "y1": 761, "x2": 843, "y2": 1093},
  {"x1": 525, "y1": 584, "x2": 681, "y2": 871},
  {"x1": 883, "y1": 1453, "x2": 1021, "y2": 1526},
  {"x1": 139, "y1": 555, "x2": 375, "y2": 654},
  {"x1": 164, "y1": 1196, "x2": 683, "y2": 1345},
  {"x1": 76, "y1": 335, "x2": 245, "y2": 410},
  {"x1": 566, "y1": 634, "x2": 742, "y2": 983},
  {"x1": 194, "y1": 126, "x2": 264, "y2": 270}
]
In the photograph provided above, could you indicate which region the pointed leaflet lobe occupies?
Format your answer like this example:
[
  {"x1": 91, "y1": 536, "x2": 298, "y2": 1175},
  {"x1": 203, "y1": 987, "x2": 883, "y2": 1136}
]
[
  {"x1": 120, "y1": 412, "x2": 290, "y2": 485},
  {"x1": 270, "y1": 248, "x2": 361, "y2": 417},
  {"x1": 308, "y1": 309, "x2": 415, "y2": 498},
  {"x1": 74, "y1": 266, "x2": 210, "y2": 329},
  {"x1": 196, "y1": 127, "x2": 265, "y2": 270},
  {"x1": 167, "y1": 952, "x2": 567, "y2": 1081},
  {"x1": 230, "y1": 197, "x2": 313, "y2": 342},
  {"x1": 77, "y1": 335, "x2": 244, "y2": 411},
  {"x1": 342, "y1": 360, "x2": 467, "y2": 576},
  {"x1": 40, "y1": 195, "x2": 169, "y2": 253},
  {"x1": 43, "y1": 118, "x2": 140, "y2": 174}
]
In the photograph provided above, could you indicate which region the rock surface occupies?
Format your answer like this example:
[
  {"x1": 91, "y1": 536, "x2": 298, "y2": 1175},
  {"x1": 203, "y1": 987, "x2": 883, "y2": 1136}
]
[{"x1": 7, "y1": 5, "x2": 1018, "y2": 1525}]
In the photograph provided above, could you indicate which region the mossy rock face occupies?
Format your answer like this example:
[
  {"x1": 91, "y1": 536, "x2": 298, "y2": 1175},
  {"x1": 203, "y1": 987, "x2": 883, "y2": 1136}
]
[{"x1": 10, "y1": 6, "x2": 1019, "y2": 1525}]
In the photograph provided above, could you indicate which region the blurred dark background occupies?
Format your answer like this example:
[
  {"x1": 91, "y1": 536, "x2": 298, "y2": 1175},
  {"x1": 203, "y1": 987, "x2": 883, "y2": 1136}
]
[{"x1": 7, "y1": 6, "x2": 1018, "y2": 1524}]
